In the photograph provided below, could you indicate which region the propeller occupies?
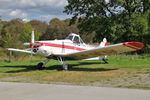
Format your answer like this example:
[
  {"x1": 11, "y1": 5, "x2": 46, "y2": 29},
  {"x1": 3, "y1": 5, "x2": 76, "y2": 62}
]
[
  {"x1": 23, "y1": 29, "x2": 42, "y2": 60},
  {"x1": 23, "y1": 29, "x2": 35, "y2": 60}
]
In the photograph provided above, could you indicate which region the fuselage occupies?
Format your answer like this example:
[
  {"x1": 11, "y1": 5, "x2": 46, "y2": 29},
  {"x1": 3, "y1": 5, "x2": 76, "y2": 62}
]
[{"x1": 33, "y1": 39, "x2": 95, "y2": 57}]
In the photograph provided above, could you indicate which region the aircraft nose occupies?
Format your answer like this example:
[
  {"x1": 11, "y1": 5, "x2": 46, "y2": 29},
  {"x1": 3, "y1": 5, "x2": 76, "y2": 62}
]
[{"x1": 37, "y1": 46, "x2": 52, "y2": 56}]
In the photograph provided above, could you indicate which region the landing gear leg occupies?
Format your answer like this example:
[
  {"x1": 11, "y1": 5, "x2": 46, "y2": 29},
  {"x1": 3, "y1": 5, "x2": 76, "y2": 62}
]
[
  {"x1": 57, "y1": 57, "x2": 69, "y2": 71},
  {"x1": 37, "y1": 59, "x2": 50, "y2": 70}
]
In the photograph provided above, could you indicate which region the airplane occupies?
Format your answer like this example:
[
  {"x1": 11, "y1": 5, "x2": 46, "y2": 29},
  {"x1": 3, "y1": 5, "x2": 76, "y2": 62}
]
[{"x1": 6, "y1": 30, "x2": 144, "y2": 70}]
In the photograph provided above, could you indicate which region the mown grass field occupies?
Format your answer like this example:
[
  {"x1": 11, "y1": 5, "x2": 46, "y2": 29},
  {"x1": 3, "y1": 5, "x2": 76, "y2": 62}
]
[{"x1": 0, "y1": 54, "x2": 150, "y2": 89}]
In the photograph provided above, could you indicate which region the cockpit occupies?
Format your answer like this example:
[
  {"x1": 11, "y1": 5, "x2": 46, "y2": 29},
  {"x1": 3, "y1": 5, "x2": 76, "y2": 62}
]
[{"x1": 65, "y1": 33, "x2": 85, "y2": 45}]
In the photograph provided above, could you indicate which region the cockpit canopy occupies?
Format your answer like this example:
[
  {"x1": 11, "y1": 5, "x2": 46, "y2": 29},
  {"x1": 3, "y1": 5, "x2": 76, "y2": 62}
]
[{"x1": 66, "y1": 33, "x2": 85, "y2": 45}]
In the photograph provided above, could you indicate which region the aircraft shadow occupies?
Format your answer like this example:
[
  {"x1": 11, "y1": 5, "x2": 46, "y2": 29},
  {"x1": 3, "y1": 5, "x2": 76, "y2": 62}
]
[
  {"x1": 3, "y1": 65, "x2": 37, "y2": 73},
  {"x1": 3, "y1": 61, "x2": 118, "y2": 73},
  {"x1": 69, "y1": 67, "x2": 117, "y2": 72}
]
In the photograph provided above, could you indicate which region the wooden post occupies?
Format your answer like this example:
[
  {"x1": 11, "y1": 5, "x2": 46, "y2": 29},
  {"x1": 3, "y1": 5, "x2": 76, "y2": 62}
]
[
  {"x1": 30, "y1": 53, "x2": 32, "y2": 61},
  {"x1": 9, "y1": 51, "x2": 12, "y2": 62}
]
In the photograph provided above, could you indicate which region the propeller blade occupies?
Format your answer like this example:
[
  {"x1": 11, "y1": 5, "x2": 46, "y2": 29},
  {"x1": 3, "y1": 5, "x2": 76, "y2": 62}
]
[
  {"x1": 31, "y1": 29, "x2": 34, "y2": 43},
  {"x1": 31, "y1": 29, "x2": 35, "y2": 61}
]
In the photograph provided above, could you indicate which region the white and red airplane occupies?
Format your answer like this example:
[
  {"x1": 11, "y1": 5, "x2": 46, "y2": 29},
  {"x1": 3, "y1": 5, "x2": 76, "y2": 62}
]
[{"x1": 7, "y1": 30, "x2": 144, "y2": 70}]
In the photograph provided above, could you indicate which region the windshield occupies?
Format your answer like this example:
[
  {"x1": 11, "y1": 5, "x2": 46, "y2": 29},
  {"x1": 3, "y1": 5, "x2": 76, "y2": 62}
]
[
  {"x1": 80, "y1": 38, "x2": 84, "y2": 44},
  {"x1": 73, "y1": 36, "x2": 80, "y2": 44},
  {"x1": 66, "y1": 35, "x2": 73, "y2": 41},
  {"x1": 65, "y1": 33, "x2": 85, "y2": 45}
]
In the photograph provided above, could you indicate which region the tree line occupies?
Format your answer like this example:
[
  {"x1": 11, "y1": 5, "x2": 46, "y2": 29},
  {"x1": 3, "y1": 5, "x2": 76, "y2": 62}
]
[{"x1": 0, "y1": 17, "x2": 95, "y2": 49}]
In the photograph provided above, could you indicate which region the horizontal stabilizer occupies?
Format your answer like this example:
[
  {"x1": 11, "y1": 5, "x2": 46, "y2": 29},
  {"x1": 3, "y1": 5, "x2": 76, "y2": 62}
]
[{"x1": 100, "y1": 38, "x2": 107, "y2": 47}]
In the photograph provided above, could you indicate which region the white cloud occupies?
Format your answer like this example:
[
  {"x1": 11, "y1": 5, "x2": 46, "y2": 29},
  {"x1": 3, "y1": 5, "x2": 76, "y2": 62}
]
[
  {"x1": 18, "y1": 0, "x2": 37, "y2": 8},
  {"x1": 31, "y1": 14, "x2": 72, "y2": 23},
  {"x1": 22, "y1": 18, "x2": 29, "y2": 22},
  {"x1": 10, "y1": 9, "x2": 21, "y2": 16},
  {"x1": 0, "y1": 0, "x2": 67, "y2": 9},
  {"x1": 33, "y1": 0, "x2": 67, "y2": 8},
  {"x1": 0, "y1": 0, "x2": 69, "y2": 22},
  {"x1": 10, "y1": 9, "x2": 28, "y2": 18}
]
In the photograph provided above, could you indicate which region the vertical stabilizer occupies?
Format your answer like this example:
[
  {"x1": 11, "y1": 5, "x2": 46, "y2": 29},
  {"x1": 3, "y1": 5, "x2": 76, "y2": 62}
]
[{"x1": 99, "y1": 38, "x2": 107, "y2": 47}]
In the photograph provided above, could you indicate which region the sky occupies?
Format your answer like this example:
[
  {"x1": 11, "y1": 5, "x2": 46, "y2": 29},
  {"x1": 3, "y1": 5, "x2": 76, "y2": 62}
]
[{"x1": 0, "y1": 0, "x2": 71, "y2": 22}]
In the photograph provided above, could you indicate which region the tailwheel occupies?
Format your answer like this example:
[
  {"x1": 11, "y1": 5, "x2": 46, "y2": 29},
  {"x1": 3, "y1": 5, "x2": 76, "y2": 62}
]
[
  {"x1": 37, "y1": 62, "x2": 45, "y2": 70},
  {"x1": 102, "y1": 58, "x2": 108, "y2": 64},
  {"x1": 62, "y1": 63, "x2": 69, "y2": 71},
  {"x1": 102, "y1": 56, "x2": 108, "y2": 64}
]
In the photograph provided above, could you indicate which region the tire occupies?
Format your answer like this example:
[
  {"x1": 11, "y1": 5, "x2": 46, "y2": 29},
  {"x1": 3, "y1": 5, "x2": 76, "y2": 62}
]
[
  {"x1": 102, "y1": 58, "x2": 108, "y2": 64},
  {"x1": 37, "y1": 62, "x2": 45, "y2": 70},
  {"x1": 62, "y1": 63, "x2": 69, "y2": 71}
]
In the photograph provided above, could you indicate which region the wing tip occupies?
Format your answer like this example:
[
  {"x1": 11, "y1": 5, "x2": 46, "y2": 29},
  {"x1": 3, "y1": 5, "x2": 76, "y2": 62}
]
[{"x1": 123, "y1": 42, "x2": 144, "y2": 50}]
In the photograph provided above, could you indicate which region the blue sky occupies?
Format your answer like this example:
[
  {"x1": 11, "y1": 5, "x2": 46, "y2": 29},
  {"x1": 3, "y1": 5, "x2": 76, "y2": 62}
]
[{"x1": 0, "y1": 0, "x2": 72, "y2": 22}]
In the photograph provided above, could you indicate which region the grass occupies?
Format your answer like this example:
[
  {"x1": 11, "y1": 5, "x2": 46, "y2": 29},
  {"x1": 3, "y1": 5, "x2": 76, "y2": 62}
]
[{"x1": 0, "y1": 54, "x2": 150, "y2": 89}]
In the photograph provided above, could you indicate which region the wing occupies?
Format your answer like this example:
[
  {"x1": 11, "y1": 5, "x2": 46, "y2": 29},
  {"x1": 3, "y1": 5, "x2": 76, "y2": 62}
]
[
  {"x1": 6, "y1": 48, "x2": 35, "y2": 54},
  {"x1": 56, "y1": 42, "x2": 144, "y2": 60}
]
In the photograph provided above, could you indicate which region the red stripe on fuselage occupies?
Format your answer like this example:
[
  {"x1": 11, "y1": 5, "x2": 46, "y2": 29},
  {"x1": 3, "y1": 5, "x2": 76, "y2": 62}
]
[{"x1": 36, "y1": 42, "x2": 86, "y2": 51}]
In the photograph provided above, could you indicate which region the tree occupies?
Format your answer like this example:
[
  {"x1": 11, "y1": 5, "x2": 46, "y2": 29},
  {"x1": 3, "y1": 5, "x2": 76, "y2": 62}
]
[
  {"x1": 41, "y1": 18, "x2": 79, "y2": 40},
  {"x1": 20, "y1": 23, "x2": 41, "y2": 42},
  {"x1": 64, "y1": 0, "x2": 150, "y2": 46},
  {"x1": 29, "y1": 20, "x2": 48, "y2": 40},
  {"x1": 0, "y1": 16, "x2": 3, "y2": 41},
  {"x1": 0, "y1": 16, "x2": 3, "y2": 32},
  {"x1": 20, "y1": 23, "x2": 32, "y2": 42},
  {"x1": 0, "y1": 19, "x2": 24, "y2": 48}
]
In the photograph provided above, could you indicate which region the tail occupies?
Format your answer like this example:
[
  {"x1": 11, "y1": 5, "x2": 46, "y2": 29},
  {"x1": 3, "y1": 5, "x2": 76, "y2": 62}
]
[{"x1": 99, "y1": 38, "x2": 107, "y2": 47}]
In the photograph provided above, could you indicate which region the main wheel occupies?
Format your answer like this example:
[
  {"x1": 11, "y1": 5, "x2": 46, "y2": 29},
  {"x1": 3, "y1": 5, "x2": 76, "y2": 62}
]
[
  {"x1": 37, "y1": 62, "x2": 45, "y2": 70},
  {"x1": 62, "y1": 63, "x2": 69, "y2": 71}
]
